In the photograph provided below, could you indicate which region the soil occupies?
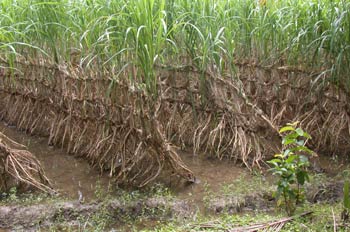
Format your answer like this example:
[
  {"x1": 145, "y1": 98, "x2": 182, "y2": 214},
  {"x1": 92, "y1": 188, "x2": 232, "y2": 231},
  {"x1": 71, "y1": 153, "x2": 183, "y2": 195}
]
[
  {"x1": 0, "y1": 121, "x2": 348, "y2": 230},
  {"x1": 0, "y1": 121, "x2": 249, "y2": 202},
  {"x1": 0, "y1": 121, "x2": 111, "y2": 201},
  {"x1": 0, "y1": 198, "x2": 190, "y2": 231},
  {"x1": 0, "y1": 180, "x2": 345, "y2": 231},
  {"x1": 165, "y1": 152, "x2": 249, "y2": 211}
]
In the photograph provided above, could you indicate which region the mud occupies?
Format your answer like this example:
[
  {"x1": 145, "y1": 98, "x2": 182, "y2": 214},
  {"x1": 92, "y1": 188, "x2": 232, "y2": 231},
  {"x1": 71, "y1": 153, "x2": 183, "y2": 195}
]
[
  {"x1": 0, "y1": 121, "x2": 111, "y2": 201},
  {"x1": 0, "y1": 197, "x2": 190, "y2": 231},
  {"x1": 0, "y1": 121, "x2": 250, "y2": 202},
  {"x1": 308, "y1": 181, "x2": 344, "y2": 203},
  {"x1": 207, "y1": 192, "x2": 275, "y2": 214},
  {"x1": 207, "y1": 181, "x2": 346, "y2": 215},
  {"x1": 0, "y1": 180, "x2": 345, "y2": 231},
  {"x1": 169, "y1": 153, "x2": 248, "y2": 208},
  {"x1": 0, "y1": 121, "x2": 348, "y2": 230}
]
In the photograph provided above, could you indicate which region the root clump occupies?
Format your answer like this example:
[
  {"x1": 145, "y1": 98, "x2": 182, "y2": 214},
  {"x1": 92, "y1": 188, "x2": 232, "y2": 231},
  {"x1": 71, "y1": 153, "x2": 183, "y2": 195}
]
[
  {"x1": 0, "y1": 131, "x2": 53, "y2": 193},
  {"x1": 1, "y1": 59, "x2": 350, "y2": 186}
]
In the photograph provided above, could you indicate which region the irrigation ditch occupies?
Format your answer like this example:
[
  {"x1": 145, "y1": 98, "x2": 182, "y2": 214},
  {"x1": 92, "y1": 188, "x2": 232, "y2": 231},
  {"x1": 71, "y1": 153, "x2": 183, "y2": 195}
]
[
  {"x1": 0, "y1": 61, "x2": 349, "y2": 230},
  {"x1": 1, "y1": 0, "x2": 350, "y2": 230},
  {"x1": 1, "y1": 60, "x2": 350, "y2": 187}
]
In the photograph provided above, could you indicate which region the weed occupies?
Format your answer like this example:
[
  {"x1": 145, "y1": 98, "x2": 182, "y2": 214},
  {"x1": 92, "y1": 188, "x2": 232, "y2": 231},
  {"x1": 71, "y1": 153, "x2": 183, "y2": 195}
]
[
  {"x1": 268, "y1": 122, "x2": 313, "y2": 216},
  {"x1": 142, "y1": 203, "x2": 344, "y2": 232},
  {"x1": 94, "y1": 180, "x2": 106, "y2": 200},
  {"x1": 342, "y1": 180, "x2": 350, "y2": 222},
  {"x1": 8, "y1": 187, "x2": 17, "y2": 202},
  {"x1": 202, "y1": 182, "x2": 212, "y2": 208},
  {"x1": 0, "y1": 187, "x2": 60, "y2": 206}
]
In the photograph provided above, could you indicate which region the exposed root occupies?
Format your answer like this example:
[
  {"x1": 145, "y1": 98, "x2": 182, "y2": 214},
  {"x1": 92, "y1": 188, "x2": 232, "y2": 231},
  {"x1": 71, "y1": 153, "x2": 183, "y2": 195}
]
[
  {"x1": 159, "y1": 62, "x2": 350, "y2": 166},
  {"x1": 160, "y1": 66, "x2": 280, "y2": 166},
  {"x1": 0, "y1": 63, "x2": 194, "y2": 186},
  {"x1": 1, "y1": 58, "x2": 349, "y2": 185},
  {"x1": 0, "y1": 132, "x2": 54, "y2": 193}
]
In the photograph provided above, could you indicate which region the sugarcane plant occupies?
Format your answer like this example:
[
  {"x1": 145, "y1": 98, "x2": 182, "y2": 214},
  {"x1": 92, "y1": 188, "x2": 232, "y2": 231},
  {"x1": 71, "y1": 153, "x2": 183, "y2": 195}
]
[{"x1": 268, "y1": 122, "x2": 313, "y2": 216}]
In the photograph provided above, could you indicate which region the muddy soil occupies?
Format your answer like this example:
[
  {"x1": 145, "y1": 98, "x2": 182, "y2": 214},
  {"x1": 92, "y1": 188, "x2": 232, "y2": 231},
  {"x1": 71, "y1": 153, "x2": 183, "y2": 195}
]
[
  {"x1": 0, "y1": 197, "x2": 191, "y2": 231},
  {"x1": 0, "y1": 121, "x2": 111, "y2": 201},
  {"x1": 0, "y1": 121, "x2": 250, "y2": 202},
  {"x1": 0, "y1": 121, "x2": 348, "y2": 231},
  {"x1": 0, "y1": 180, "x2": 345, "y2": 231},
  {"x1": 1, "y1": 120, "x2": 344, "y2": 202},
  {"x1": 167, "y1": 153, "x2": 249, "y2": 209}
]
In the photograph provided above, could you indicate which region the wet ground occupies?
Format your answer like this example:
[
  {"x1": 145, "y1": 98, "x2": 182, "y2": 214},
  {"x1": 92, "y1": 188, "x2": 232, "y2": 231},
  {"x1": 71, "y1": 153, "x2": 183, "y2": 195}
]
[
  {"x1": 171, "y1": 153, "x2": 248, "y2": 209},
  {"x1": 0, "y1": 121, "x2": 248, "y2": 203},
  {"x1": 0, "y1": 120, "x2": 346, "y2": 204},
  {"x1": 1, "y1": 120, "x2": 349, "y2": 231},
  {"x1": 0, "y1": 121, "x2": 111, "y2": 201}
]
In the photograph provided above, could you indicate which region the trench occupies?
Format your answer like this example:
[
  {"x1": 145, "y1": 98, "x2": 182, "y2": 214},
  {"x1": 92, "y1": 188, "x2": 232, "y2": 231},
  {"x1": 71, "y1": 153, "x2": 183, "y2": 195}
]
[
  {"x1": 0, "y1": 120, "x2": 252, "y2": 230},
  {"x1": 0, "y1": 120, "x2": 341, "y2": 201},
  {"x1": 0, "y1": 121, "x2": 249, "y2": 203},
  {"x1": 0, "y1": 120, "x2": 348, "y2": 231},
  {"x1": 0, "y1": 121, "x2": 111, "y2": 201}
]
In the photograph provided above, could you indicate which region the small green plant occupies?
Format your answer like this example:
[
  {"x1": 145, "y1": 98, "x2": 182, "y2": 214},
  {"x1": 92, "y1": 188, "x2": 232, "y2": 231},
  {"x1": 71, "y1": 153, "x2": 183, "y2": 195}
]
[
  {"x1": 202, "y1": 182, "x2": 212, "y2": 208},
  {"x1": 268, "y1": 122, "x2": 313, "y2": 216},
  {"x1": 94, "y1": 180, "x2": 106, "y2": 200},
  {"x1": 8, "y1": 187, "x2": 18, "y2": 202},
  {"x1": 342, "y1": 170, "x2": 350, "y2": 222}
]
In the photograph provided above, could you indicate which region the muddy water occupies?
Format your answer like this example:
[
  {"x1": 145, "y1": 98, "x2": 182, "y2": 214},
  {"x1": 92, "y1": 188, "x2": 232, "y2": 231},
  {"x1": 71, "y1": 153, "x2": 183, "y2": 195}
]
[
  {"x1": 0, "y1": 121, "x2": 112, "y2": 201},
  {"x1": 172, "y1": 153, "x2": 248, "y2": 202},
  {"x1": 0, "y1": 120, "x2": 250, "y2": 204},
  {"x1": 2, "y1": 120, "x2": 345, "y2": 207}
]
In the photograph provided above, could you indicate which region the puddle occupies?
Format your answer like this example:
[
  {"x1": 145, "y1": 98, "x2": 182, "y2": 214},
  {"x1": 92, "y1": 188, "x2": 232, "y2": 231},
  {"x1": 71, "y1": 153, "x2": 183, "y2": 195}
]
[
  {"x1": 1, "y1": 120, "x2": 345, "y2": 207},
  {"x1": 1, "y1": 121, "x2": 348, "y2": 231},
  {"x1": 164, "y1": 153, "x2": 249, "y2": 211},
  {"x1": 0, "y1": 121, "x2": 112, "y2": 201},
  {"x1": 0, "y1": 121, "x2": 250, "y2": 204}
]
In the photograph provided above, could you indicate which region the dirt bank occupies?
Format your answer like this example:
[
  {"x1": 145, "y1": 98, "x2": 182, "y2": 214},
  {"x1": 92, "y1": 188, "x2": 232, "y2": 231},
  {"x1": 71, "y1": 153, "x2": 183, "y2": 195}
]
[
  {"x1": 0, "y1": 197, "x2": 190, "y2": 231},
  {"x1": 0, "y1": 180, "x2": 344, "y2": 231}
]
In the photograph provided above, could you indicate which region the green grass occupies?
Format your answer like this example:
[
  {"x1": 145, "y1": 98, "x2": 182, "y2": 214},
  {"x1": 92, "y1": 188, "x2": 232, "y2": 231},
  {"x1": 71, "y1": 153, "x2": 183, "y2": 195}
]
[
  {"x1": 0, "y1": 0, "x2": 349, "y2": 93},
  {"x1": 140, "y1": 203, "x2": 346, "y2": 232}
]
